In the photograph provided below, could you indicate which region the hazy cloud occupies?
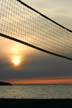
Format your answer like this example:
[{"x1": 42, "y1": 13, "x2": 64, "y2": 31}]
[{"x1": 0, "y1": 54, "x2": 72, "y2": 80}]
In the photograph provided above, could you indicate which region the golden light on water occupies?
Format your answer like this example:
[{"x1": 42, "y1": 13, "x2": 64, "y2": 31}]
[{"x1": 11, "y1": 55, "x2": 22, "y2": 67}]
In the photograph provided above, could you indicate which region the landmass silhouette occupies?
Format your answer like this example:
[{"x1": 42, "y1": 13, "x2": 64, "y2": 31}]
[{"x1": 0, "y1": 81, "x2": 12, "y2": 85}]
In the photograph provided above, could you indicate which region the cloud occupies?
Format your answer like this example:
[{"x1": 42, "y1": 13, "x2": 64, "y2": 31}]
[{"x1": 0, "y1": 54, "x2": 72, "y2": 81}]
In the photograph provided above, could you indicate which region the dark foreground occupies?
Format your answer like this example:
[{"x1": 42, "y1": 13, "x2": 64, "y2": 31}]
[{"x1": 0, "y1": 99, "x2": 72, "y2": 107}]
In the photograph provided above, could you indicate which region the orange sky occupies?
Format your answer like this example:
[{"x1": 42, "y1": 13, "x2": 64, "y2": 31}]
[{"x1": 8, "y1": 79, "x2": 72, "y2": 84}]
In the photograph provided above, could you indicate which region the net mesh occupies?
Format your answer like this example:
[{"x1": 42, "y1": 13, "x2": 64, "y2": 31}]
[{"x1": 0, "y1": 0, "x2": 72, "y2": 60}]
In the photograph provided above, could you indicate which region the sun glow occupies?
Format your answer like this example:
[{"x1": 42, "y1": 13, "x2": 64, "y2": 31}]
[
  {"x1": 11, "y1": 55, "x2": 21, "y2": 67},
  {"x1": 7, "y1": 44, "x2": 25, "y2": 67},
  {"x1": 2, "y1": 41, "x2": 34, "y2": 68}
]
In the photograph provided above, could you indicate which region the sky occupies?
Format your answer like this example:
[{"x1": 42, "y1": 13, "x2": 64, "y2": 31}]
[{"x1": 0, "y1": 0, "x2": 72, "y2": 84}]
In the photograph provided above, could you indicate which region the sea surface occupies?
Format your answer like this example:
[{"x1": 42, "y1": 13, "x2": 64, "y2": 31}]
[{"x1": 0, "y1": 85, "x2": 72, "y2": 98}]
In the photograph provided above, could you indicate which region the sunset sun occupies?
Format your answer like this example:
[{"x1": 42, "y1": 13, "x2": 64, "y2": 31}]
[{"x1": 11, "y1": 55, "x2": 22, "y2": 67}]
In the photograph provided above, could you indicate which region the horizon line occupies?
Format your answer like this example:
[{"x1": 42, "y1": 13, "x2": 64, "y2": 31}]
[{"x1": 5, "y1": 78, "x2": 72, "y2": 84}]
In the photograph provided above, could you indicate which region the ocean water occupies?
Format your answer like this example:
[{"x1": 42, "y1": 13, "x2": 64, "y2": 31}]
[{"x1": 0, "y1": 85, "x2": 72, "y2": 98}]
